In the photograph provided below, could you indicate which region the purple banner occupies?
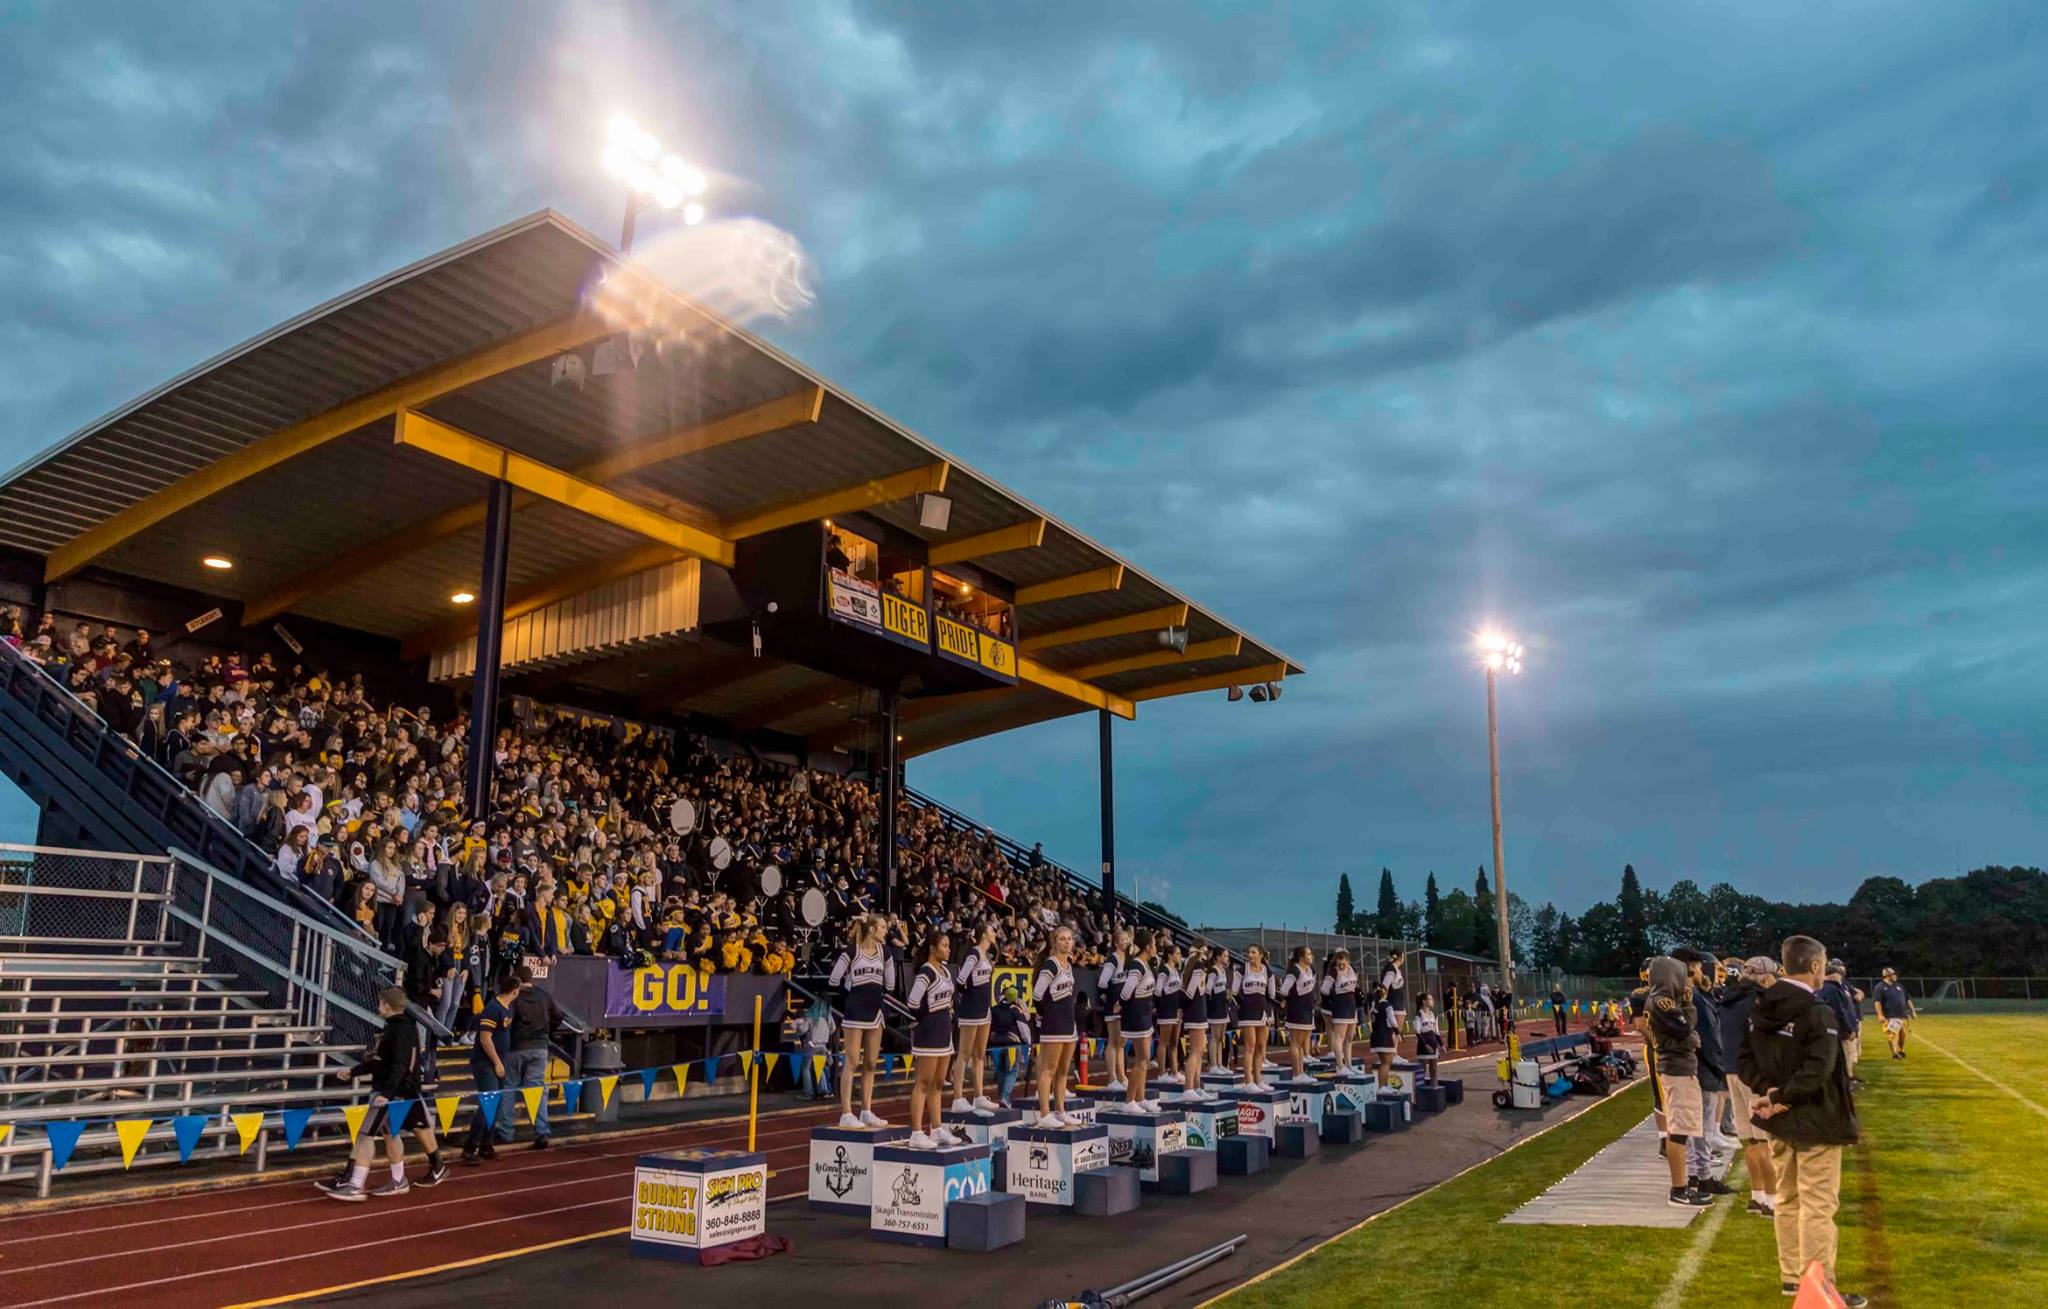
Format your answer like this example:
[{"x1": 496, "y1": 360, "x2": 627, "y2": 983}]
[{"x1": 605, "y1": 963, "x2": 729, "y2": 1022}]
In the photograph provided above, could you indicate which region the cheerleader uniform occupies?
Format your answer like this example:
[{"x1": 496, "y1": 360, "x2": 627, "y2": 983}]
[
  {"x1": 1180, "y1": 968, "x2": 1209, "y2": 1029},
  {"x1": 1280, "y1": 964, "x2": 1318, "y2": 1033},
  {"x1": 954, "y1": 943, "x2": 993, "y2": 1028},
  {"x1": 1033, "y1": 957, "x2": 1077, "y2": 1044},
  {"x1": 1156, "y1": 964, "x2": 1183, "y2": 1029},
  {"x1": 1413, "y1": 1006, "x2": 1444, "y2": 1060},
  {"x1": 1368, "y1": 996, "x2": 1399, "y2": 1053},
  {"x1": 829, "y1": 944, "x2": 896, "y2": 1031},
  {"x1": 1117, "y1": 958, "x2": 1157, "y2": 1037},
  {"x1": 1320, "y1": 965, "x2": 1360, "y2": 1023},
  {"x1": 906, "y1": 961, "x2": 956, "y2": 1057},
  {"x1": 1207, "y1": 962, "x2": 1234, "y2": 1032},
  {"x1": 1098, "y1": 953, "x2": 1126, "y2": 1025},
  {"x1": 1233, "y1": 964, "x2": 1273, "y2": 1029}
]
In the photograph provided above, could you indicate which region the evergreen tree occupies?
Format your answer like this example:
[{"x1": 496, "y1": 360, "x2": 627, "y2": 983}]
[
  {"x1": 1423, "y1": 872, "x2": 1444, "y2": 946},
  {"x1": 1335, "y1": 873, "x2": 1356, "y2": 935},
  {"x1": 1473, "y1": 865, "x2": 1499, "y2": 958},
  {"x1": 1375, "y1": 868, "x2": 1401, "y2": 938},
  {"x1": 1618, "y1": 863, "x2": 1651, "y2": 964},
  {"x1": 1530, "y1": 902, "x2": 1562, "y2": 969}
]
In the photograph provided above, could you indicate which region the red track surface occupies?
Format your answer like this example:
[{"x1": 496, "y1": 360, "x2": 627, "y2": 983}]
[{"x1": 0, "y1": 1025, "x2": 1556, "y2": 1308}]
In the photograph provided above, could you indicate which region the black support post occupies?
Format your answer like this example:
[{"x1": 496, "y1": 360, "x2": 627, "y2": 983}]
[
  {"x1": 879, "y1": 685, "x2": 900, "y2": 915},
  {"x1": 464, "y1": 478, "x2": 513, "y2": 828},
  {"x1": 1099, "y1": 707, "x2": 1117, "y2": 922}
]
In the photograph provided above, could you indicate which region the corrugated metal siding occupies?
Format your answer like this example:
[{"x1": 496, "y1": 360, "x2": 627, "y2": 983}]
[{"x1": 429, "y1": 558, "x2": 700, "y2": 681}]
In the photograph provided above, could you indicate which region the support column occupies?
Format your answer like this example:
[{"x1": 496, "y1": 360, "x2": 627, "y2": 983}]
[
  {"x1": 878, "y1": 685, "x2": 900, "y2": 915},
  {"x1": 1099, "y1": 707, "x2": 1117, "y2": 922},
  {"x1": 464, "y1": 479, "x2": 513, "y2": 828}
]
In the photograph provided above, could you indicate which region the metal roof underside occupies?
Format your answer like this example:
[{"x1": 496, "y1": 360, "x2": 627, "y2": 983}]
[{"x1": 0, "y1": 211, "x2": 1302, "y2": 754}]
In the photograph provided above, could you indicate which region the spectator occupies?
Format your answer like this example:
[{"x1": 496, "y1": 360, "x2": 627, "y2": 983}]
[
  {"x1": 316, "y1": 985, "x2": 447, "y2": 1200},
  {"x1": 502, "y1": 964, "x2": 566, "y2": 1151},
  {"x1": 1874, "y1": 967, "x2": 1915, "y2": 1059},
  {"x1": 1820, "y1": 960, "x2": 1863, "y2": 1089},
  {"x1": 1719, "y1": 954, "x2": 1780, "y2": 1217},
  {"x1": 1646, "y1": 956, "x2": 1713, "y2": 1209},
  {"x1": 1550, "y1": 982, "x2": 1568, "y2": 1036},
  {"x1": 462, "y1": 971, "x2": 522, "y2": 1164},
  {"x1": 1672, "y1": 947, "x2": 1735, "y2": 1196}
]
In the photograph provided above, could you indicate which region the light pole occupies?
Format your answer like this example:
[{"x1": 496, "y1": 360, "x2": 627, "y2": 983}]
[
  {"x1": 601, "y1": 114, "x2": 708, "y2": 254},
  {"x1": 1477, "y1": 629, "x2": 1522, "y2": 998}
]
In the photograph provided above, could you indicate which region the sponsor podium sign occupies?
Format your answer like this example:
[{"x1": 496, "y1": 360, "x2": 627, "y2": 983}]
[
  {"x1": 1329, "y1": 1071, "x2": 1379, "y2": 1116},
  {"x1": 1223, "y1": 1086, "x2": 1287, "y2": 1144},
  {"x1": 630, "y1": 1148, "x2": 766, "y2": 1263},
  {"x1": 809, "y1": 1125, "x2": 910, "y2": 1215},
  {"x1": 1096, "y1": 1107, "x2": 1188, "y2": 1183},
  {"x1": 1005, "y1": 1123, "x2": 1109, "y2": 1207},
  {"x1": 870, "y1": 1142, "x2": 993, "y2": 1247},
  {"x1": 1282, "y1": 1078, "x2": 1332, "y2": 1128},
  {"x1": 1176, "y1": 1097, "x2": 1237, "y2": 1151}
]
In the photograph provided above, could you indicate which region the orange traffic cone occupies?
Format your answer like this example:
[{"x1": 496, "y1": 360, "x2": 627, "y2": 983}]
[{"x1": 1790, "y1": 1260, "x2": 1851, "y2": 1309}]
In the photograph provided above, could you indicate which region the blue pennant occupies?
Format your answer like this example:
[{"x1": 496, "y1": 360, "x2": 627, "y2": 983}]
[
  {"x1": 562, "y1": 1080, "x2": 583, "y2": 1116},
  {"x1": 280, "y1": 1108, "x2": 314, "y2": 1150},
  {"x1": 44, "y1": 1121, "x2": 86, "y2": 1171},
  {"x1": 639, "y1": 1067, "x2": 658, "y2": 1098},
  {"x1": 171, "y1": 1114, "x2": 208, "y2": 1164},
  {"x1": 385, "y1": 1099, "x2": 412, "y2": 1134},
  {"x1": 476, "y1": 1091, "x2": 503, "y2": 1128},
  {"x1": 702, "y1": 1057, "x2": 720, "y2": 1085}
]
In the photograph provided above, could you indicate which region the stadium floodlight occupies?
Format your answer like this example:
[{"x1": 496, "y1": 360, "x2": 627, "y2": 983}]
[
  {"x1": 1474, "y1": 624, "x2": 1524, "y2": 995},
  {"x1": 603, "y1": 114, "x2": 710, "y2": 253}
]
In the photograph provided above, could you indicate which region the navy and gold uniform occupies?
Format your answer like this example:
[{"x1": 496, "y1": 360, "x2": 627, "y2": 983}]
[
  {"x1": 1234, "y1": 963, "x2": 1273, "y2": 1028},
  {"x1": 1279, "y1": 963, "x2": 1317, "y2": 1031},
  {"x1": 1034, "y1": 957, "x2": 1077, "y2": 1043},
  {"x1": 1180, "y1": 966, "x2": 1208, "y2": 1028},
  {"x1": 1320, "y1": 964, "x2": 1359, "y2": 1021},
  {"x1": 1118, "y1": 958, "x2": 1157, "y2": 1037}
]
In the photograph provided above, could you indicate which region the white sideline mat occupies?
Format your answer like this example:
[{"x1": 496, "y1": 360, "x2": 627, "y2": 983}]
[{"x1": 1501, "y1": 1114, "x2": 1704, "y2": 1227}]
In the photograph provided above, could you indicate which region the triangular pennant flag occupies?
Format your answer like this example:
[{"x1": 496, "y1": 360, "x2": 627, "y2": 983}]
[
  {"x1": 812, "y1": 1054, "x2": 827, "y2": 1082},
  {"x1": 640, "y1": 1067, "x2": 659, "y2": 1099},
  {"x1": 115, "y1": 1118, "x2": 154, "y2": 1168},
  {"x1": 562, "y1": 1080, "x2": 583, "y2": 1116},
  {"x1": 599, "y1": 1074, "x2": 620, "y2": 1110},
  {"x1": 281, "y1": 1108, "x2": 314, "y2": 1150},
  {"x1": 477, "y1": 1090, "x2": 503, "y2": 1128},
  {"x1": 44, "y1": 1121, "x2": 86, "y2": 1171},
  {"x1": 702, "y1": 1056, "x2": 721, "y2": 1086},
  {"x1": 233, "y1": 1112, "x2": 264, "y2": 1155},
  {"x1": 172, "y1": 1115, "x2": 208, "y2": 1164},
  {"x1": 385, "y1": 1100, "x2": 413, "y2": 1134},
  {"x1": 341, "y1": 1103, "x2": 370, "y2": 1144},
  {"x1": 673, "y1": 1063, "x2": 692, "y2": 1097},
  {"x1": 520, "y1": 1086, "x2": 544, "y2": 1123},
  {"x1": 763, "y1": 1052, "x2": 780, "y2": 1081},
  {"x1": 0, "y1": 1124, "x2": 12, "y2": 1148},
  {"x1": 435, "y1": 1096, "x2": 461, "y2": 1134}
]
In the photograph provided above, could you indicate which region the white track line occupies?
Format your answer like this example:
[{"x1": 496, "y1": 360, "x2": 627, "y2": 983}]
[
  {"x1": 1652, "y1": 1164, "x2": 1743, "y2": 1308},
  {"x1": 1914, "y1": 1032, "x2": 2048, "y2": 1124}
]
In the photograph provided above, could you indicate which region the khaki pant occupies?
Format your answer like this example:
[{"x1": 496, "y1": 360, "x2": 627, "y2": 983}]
[
  {"x1": 1769, "y1": 1139, "x2": 1843, "y2": 1283},
  {"x1": 1844, "y1": 1033, "x2": 1860, "y2": 1075}
]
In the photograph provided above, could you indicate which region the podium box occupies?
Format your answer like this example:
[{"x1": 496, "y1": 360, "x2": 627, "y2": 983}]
[
  {"x1": 1004, "y1": 1122, "x2": 1110, "y2": 1207},
  {"x1": 809, "y1": 1124, "x2": 910, "y2": 1215},
  {"x1": 870, "y1": 1141, "x2": 993, "y2": 1248},
  {"x1": 1175, "y1": 1098, "x2": 1237, "y2": 1151},
  {"x1": 1280, "y1": 1077, "x2": 1331, "y2": 1128},
  {"x1": 1378, "y1": 1088, "x2": 1415, "y2": 1123},
  {"x1": 1096, "y1": 1107, "x2": 1189, "y2": 1183},
  {"x1": 1223, "y1": 1086, "x2": 1288, "y2": 1144},
  {"x1": 1328, "y1": 1072, "x2": 1379, "y2": 1117},
  {"x1": 1012, "y1": 1093, "x2": 1097, "y2": 1126},
  {"x1": 630, "y1": 1148, "x2": 767, "y2": 1263},
  {"x1": 942, "y1": 1106, "x2": 1024, "y2": 1147},
  {"x1": 1199, "y1": 1069, "x2": 1244, "y2": 1091}
]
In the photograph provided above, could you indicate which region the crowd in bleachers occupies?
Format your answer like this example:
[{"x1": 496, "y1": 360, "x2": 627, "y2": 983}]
[{"x1": 3, "y1": 605, "x2": 1128, "y2": 1035}]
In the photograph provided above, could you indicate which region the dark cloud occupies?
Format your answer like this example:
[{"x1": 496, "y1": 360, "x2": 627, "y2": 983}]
[{"x1": 4, "y1": 2, "x2": 2047, "y2": 924}]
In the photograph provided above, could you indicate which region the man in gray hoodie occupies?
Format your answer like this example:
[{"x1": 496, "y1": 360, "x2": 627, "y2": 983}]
[{"x1": 1646, "y1": 956, "x2": 1712, "y2": 1208}]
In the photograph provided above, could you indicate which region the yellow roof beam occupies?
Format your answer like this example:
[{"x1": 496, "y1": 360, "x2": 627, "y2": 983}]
[
  {"x1": 45, "y1": 313, "x2": 606, "y2": 582},
  {"x1": 243, "y1": 387, "x2": 817, "y2": 625},
  {"x1": 1128, "y1": 661, "x2": 1289, "y2": 703},
  {"x1": 1016, "y1": 564, "x2": 1123, "y2": 606},
  {"x1": 1020, "y1": 657, "x2": 1134, "y2": 718},
  {"x1": 927, "y1": 518, "x2": 1045, "y2": 567},
  {"x1": 402, "y1": 541, "x2": 681, "y2": 661},
  {"x1": 721, "y1": 462, "x2": 950, "y2": 540},
  {"x1": 1066, "y1": 635, "x2": 1241, "y2": 681},
  {"x1": 1019, "y1": 603, "x2": 1188, "y2": 653},
  {"x1": 394, "y1": 411, "x2": 736, "y2": 567}
]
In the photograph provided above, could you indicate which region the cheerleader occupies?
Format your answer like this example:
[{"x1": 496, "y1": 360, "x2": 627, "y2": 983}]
[
  {"x1": 947, "y1": 918, "x2": 999, "y2": 1112},
  {"x1": 829, "y1": 913, "x2": 897, "y2": 1128},
  {"x1": 1032, "y1": 926, "x2": 1082, "y2": 1127},
  {"x1": 1412, "y1": 991, "x2": 1444, "y2": 1084},
  {"x1": 1098, "y1": 928, "x2": 1132, "y2": 1092},
  {"x1": 1154, "y1": 941, "x2": 1185, "y2": 1087},
  {"x1": 1319, "y1": 948, "x2": 1360, "y2": 1072},
  {"x1": 1233, "y1": 945, "x2": 1275, "y2": 1089},
  {"x1": 1116, "y1": 931, "x2": 1162, "y2": 1111},
  {"x1": 905, "y1": 931, "x2": 962, "y2": 1148},
  {"x1": 1208, "y1": 948, "x2": 1236, "y2": 1072},
  {"x1": 1177, "y1": 946, "x2": 1210, "y2": 1100},
  {"x1": 1277, "y1": 945, "x2": 1317, "y2": 1080},
  {"x1": 1367, "y1": 984, "x2": 1399, "y2": 1086}
]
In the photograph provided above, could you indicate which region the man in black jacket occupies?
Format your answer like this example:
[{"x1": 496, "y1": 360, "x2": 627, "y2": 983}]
[
  {"x1": 1739, "y1": 935, "x2": 1865, "y2": 1306},
  {"x1": 317, "y1": 986, "x2": 448, "y2": 1200}
]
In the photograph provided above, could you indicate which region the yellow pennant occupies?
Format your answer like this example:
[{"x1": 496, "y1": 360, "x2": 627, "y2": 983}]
[
  {"x1": 435, "y1": 1096, "x2": 462, "y2": 1134},
  {"x1": 341, "y1": 1103, "x2": 370, "y2": 1144},
  {"x1": 598, "y1": 1074, "x2": 620, "y2": 1110},
  {"x1": 671, "y1": 1063, "x2": 690, "y2": 1096},
  {"x1": 232, "y1": 1113, "x2": 264, "y2": 1155},
  {"x1": 115, "y1": 1119, "x2": 154, "y2": 1168},
  {"x1": 812, "y1": 1055, "x2": 826, "y2": 1082},
  {"x1": 0, "y1": 1124, "x2": 11, "y2": 1148},
  {"x1": 520, "y1": 1086, "x2": 544, "y2": 1123},
  {"x1": 762, "y1": 1053, "x2": 780, "y2": 1079}
]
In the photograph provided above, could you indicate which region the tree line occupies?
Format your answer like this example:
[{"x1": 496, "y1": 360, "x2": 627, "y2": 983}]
[{"x1": 1333, "y1": 863, "x2": 2048, "y2": 978}]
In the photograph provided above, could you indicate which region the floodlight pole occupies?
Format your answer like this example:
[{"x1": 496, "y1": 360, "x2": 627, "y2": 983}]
[
  {"x1": 620, "y1": 200, "x2": 640, "y2": 255},
  {"x1": 465, "y1": 479, "x2": 513, "y2": 831},
  {"x1": 1099, "y1": 708, "x2": 1117, "y2": 923},
  {"x1": 879, "y1": 685, "x2": 900, "y2": 915},
  {"x1": 1486, "y1": 663, "x2": 1514, "y2": 998}
]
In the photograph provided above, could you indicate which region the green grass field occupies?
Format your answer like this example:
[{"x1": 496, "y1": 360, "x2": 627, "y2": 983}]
[{"x1": 1220, "y1": 1015, "x2": 2048, "y2": 1308}]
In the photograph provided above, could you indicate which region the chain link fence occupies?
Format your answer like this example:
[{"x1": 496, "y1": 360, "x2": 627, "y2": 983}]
[{"x1": 0, "y1": 845, "x2": 170, "y2": 948}]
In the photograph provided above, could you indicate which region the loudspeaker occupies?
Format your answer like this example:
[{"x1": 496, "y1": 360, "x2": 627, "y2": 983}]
[{"x1": 917, "y1": 493, "x2": 953, "y2": 531}]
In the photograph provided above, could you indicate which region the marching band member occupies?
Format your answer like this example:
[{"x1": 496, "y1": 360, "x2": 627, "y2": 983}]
[
  {"x1": 1367, "y1": 984, "x2": 1399, "y2": 1086},
  {"x1": 1155, "y1": 941, "x2": 1185, "y2": 1087},
  {"x1": 1117, "y1": 931, "x2": 1162, "y2": 1111},
  {"x1": 948, "y1": 918, "x2": 1000, "y2": 1112},
  {"x1": 1099, "y1": 928, "x2": 1132, "y2": 1092},
  {"x1": 1177, "y1": 945, "x2": 1210, "y2": 1100},
  {"x1": 1032, "y1": 925, "x2": 1082, "y2": 1127},
  {"x1": 1234, "y1": 944, "x2": 1275, "y2": 1089},
  {"x1": 1320, "y1": 948, "x2": 1359, "y2": 1072},
  {"x1": 830, "y1": 913, "x2": 896, "y2": 1128},
  {"x1": 905, "y1": 930, "x2": 961, "y2": 1148},
  {"x1": 1278, "y1": 945, "x2": 1318, "y2": 1080},
  {"x1": 1208, "y1": 948, "x2": 1236, "y2": 1073}
]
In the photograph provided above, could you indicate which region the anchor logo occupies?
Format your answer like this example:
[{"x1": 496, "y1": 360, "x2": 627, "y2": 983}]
[{"x1": 818, "y1": 1144, "x2": 862, "y2": 1198}]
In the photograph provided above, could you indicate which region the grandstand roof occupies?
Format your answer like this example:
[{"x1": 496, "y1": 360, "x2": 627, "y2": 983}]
[{"x1": 0, "y1": 210, "x2": 1301, "y2": 755}]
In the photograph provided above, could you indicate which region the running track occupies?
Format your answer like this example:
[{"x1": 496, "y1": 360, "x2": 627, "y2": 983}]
[{"x1": 0, "y1": 1025, "x2": 1556, "y2": 1308}]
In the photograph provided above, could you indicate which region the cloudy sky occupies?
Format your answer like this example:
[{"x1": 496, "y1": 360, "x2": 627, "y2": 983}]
[{"x1": 4, "y1": 2, "x2": 2045, "y2": 926}]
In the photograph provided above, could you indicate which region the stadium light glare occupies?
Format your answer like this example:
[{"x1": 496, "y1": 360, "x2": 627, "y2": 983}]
[
  {"x1": 605, "y1": 114, "x2": 710, "y2": 251},
  {"x1": 450, "y1": 591, "x2": 476, "y2": 605},
  {"x1": 201, "y1": 555, "x2": 233, "y2": 570}
]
